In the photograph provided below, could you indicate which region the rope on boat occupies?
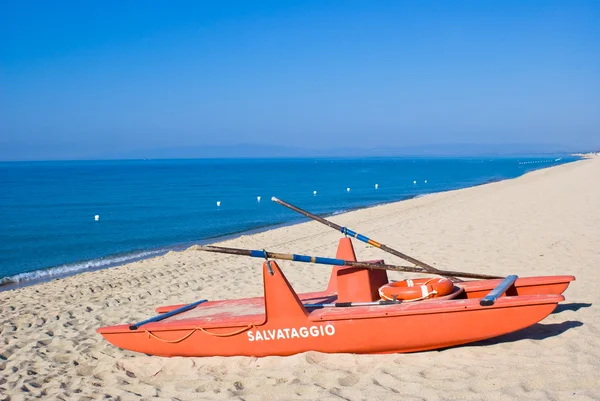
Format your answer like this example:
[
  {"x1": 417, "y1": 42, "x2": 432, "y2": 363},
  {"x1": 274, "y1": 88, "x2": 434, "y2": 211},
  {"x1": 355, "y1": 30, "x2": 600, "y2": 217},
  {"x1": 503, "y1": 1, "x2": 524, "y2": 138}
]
[
  {"x1": 403, "y1": 278, "x2": 439, "y2": 303},
  {"x1": 144, "y1": 324, "x2": 255, "y2": 343},
  {"x1": 145, "y1": 329, "x2": 196, "y2": 343},
  {"x1": 200, "y1": 324, "x2": 255, "y2": 337}
]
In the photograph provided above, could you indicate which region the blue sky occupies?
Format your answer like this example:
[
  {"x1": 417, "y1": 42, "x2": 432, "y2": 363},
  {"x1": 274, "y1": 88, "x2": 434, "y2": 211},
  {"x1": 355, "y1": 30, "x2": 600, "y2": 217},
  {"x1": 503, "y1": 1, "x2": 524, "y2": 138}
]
[{"x1": 1, "y1": 1, "x2": 599, "y2": 160}]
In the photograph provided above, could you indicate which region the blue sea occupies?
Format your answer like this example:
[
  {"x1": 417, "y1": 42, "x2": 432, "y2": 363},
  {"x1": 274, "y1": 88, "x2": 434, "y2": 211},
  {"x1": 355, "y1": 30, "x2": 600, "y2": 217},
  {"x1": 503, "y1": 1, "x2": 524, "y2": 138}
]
[{"x1": 0, "y1": 156, "x2": 577, "y2": 288}]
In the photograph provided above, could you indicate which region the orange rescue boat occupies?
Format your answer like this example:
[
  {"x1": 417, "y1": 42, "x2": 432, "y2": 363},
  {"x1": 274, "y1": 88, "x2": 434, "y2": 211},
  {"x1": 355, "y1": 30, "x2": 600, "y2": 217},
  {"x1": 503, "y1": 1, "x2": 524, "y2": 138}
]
[{"x1": 97, "y1": 238, "x2": 574, "y2": 357}]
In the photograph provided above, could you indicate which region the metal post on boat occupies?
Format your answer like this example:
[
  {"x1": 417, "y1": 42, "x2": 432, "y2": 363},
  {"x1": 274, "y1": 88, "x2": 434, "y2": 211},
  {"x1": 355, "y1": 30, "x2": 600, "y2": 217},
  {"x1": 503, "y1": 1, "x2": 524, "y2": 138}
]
[
  {"x1": 262, "y1": 249, "x2": 274, "y2": 275},
  {"x1": 480, "y1": 275, "x2": 518, "y2": 306}
]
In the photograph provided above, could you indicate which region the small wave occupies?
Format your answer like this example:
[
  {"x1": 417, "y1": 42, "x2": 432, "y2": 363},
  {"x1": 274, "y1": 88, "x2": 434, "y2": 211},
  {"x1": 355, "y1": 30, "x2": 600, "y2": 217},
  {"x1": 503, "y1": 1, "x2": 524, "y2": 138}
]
[
  {"x1": 0, "y1": 249, "x2": 166, "y2": 287},
  {"x1": 330, "y1": 210, "x2": 347, "y2": 216}
]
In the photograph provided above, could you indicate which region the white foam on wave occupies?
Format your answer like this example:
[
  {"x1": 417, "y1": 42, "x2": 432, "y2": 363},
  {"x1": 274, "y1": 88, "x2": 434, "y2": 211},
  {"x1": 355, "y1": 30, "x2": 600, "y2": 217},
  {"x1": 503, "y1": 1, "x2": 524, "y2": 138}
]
[
  {"x1": 330, "y1": 209, "x2": 347, "y2": 216},
  {"x1": 0, "y1": 249, "x2": 166, "y2": 286}
]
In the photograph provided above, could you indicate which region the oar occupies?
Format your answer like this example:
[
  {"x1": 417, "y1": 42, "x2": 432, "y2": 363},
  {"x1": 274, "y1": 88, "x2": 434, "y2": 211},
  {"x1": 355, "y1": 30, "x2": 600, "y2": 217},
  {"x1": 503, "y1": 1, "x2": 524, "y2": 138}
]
[
  {"x1": 271, "y1": 197, "x2": 447, "y2": 275},
  {"x1": 196, "y1": 245, "x2": 503, "y2": 280},
  {"x1": 129, "y1": 299, "x2": 208, "y2": 330},
  {"x1": 480, "y1": 275, "x2": 518, "y2": 306}
]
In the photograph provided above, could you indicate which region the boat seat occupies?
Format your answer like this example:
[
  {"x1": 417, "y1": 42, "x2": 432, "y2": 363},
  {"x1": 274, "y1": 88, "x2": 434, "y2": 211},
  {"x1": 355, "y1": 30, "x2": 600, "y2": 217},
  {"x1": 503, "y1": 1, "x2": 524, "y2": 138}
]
[{"x1": 327, "y1": 238, "x2": 389, "y2": 302}]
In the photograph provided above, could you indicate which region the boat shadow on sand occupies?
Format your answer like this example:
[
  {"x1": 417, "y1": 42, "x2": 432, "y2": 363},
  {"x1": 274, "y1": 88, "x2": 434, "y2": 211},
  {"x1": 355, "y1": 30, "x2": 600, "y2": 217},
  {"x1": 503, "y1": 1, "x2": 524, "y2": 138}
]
[
  {"x1": 551, "y1": 302, "x2": 592, "y2": 314},
  {"x1": 470, "y1": 320, "x2": 583, "y2": 347},
  {"x1": 458, "y1": 303, "x2": 591, "y2": 348}
]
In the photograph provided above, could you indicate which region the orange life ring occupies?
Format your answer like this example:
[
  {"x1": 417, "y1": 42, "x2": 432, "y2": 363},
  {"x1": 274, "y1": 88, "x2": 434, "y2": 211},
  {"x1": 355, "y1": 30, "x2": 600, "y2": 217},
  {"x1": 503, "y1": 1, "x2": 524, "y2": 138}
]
[{"x1": 378, "y1": 277, "x2": 454, "y2": 302}]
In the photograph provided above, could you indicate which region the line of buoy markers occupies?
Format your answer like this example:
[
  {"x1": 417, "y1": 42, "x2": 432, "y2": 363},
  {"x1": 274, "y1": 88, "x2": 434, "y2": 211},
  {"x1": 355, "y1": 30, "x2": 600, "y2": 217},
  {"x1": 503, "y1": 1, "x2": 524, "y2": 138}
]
[
  {"x1": 211, "y1": 181, "x2": 430, "y2": 208},
  {"x1": 93, "y1": 180, "x2": 433, "y2": 218},
  {"x1": 518, "y1": 159, "x2": 557, "y2": 165},
  {"x1": 183, "y1": 161, "x2": 570, "y2": 214}
]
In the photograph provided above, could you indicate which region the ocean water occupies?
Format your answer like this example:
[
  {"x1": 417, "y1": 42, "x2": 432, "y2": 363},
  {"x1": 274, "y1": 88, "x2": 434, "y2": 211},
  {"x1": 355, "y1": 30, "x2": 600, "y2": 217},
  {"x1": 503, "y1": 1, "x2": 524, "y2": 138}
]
[{"x1": 0, "y1": 156, "x2": 576, "y2": 287}]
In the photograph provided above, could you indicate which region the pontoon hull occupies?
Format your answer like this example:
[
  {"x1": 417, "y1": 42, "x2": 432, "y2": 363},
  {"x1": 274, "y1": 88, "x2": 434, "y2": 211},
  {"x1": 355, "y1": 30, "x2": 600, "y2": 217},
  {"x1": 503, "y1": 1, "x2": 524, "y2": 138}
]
[
  {"x1": 99, "y1": 298, "x2": 561, "y2": 357},
  {"x1": 98, "y1": 261, "x2": 566, "y2": 357},
  {"x1": 97, "y1": 239, "x2": 574, "y2": 357}
]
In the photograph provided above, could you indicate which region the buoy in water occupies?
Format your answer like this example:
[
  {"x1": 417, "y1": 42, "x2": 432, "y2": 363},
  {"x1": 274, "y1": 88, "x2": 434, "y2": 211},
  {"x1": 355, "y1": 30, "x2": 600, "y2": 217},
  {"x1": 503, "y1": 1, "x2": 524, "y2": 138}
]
[
  {"x1": 257, "y1": 196, "x2": 261, "y2": 202},
  {"x1": 347, "y1": 187, "x2": 350, "y2": 192},
  {"x1": 216, "y1": 201, "x2": 221, "y2": 207},
  {"x1": 424, "y1": 180, "x2": 428, "y2": 184},
  {"x1": 375, "y1": 184, "x2": 379, "y2": 189},
  {"x1": 313, "y1": 190, "x2": 317, "y2": 196},
  {"x1": 94, "y1": 215, "x2": 100, "y2": 221},
  {"x1": 413, "y1": 180, "x2": 417, "y2": 185}
]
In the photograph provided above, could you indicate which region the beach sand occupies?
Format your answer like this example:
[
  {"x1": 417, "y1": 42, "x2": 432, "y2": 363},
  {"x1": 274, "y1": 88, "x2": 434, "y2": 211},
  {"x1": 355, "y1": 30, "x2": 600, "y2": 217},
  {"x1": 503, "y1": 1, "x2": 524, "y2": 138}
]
[{"x1": 1, "y1": 157, "x2": 599, "y2": 400}]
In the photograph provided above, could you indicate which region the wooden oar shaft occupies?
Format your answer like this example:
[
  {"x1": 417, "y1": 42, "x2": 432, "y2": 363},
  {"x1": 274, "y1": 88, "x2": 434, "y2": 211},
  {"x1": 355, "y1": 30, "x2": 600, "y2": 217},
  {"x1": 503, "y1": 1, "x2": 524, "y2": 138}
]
[
  {"x1": 271, "y1": 197, "x2": 444, "y2": 274},
  {"x1": 271, "y1": 196, "x2": 343, "y2": 232},
  {"x1": 197, "y1": 245, "x2": 503, "y2": 280}
]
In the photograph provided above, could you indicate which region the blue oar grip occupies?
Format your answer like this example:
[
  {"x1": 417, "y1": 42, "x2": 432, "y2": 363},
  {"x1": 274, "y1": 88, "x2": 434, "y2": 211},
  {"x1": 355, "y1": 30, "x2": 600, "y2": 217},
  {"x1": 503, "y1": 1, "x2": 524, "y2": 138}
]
[
  {"x1": 291, "y1": 254, "x2": 345, "y2": 266},
  {"x1": 315, "y1": 256, "x2": 346, "y2": 266},
  {"x1": 356, "y1": 233, "x2": 370, "y2": 242},
  {"x1": 250, "y1": 250, "x2": 346, "y2": 266},
  {"x1": 340, "y1": 227, "x2": 370, "y2": 244},
  {"x1": 250, "y1": 250, "x2": 268, "y2": 258},
  {"x1": 292, "y1": 254, "x2": 312, "y2": 263}
]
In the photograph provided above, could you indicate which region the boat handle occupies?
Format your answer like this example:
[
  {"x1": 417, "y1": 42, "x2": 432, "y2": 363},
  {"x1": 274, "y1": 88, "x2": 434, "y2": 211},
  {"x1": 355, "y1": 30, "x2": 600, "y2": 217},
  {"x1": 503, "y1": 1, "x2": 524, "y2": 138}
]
[{"x1": 480, "y1": 275, "x2": 518, "y2": 306}]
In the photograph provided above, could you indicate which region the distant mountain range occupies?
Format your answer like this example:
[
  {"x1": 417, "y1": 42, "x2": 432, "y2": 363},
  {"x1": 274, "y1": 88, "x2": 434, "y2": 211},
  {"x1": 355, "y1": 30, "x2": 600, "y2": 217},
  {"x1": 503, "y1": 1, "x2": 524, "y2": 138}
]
[
  {"x1": 118, "y1": 142, "x2": 590, "y2": 159},
  {"x1": 1, "y1": 142, "x2": 595, "y2": 161}
]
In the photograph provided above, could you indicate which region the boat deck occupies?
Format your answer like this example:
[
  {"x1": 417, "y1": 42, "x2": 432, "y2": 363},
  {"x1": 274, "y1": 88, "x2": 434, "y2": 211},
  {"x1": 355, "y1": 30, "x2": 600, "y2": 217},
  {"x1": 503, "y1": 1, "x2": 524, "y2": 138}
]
[
  {"x1": 143, "y1": 286, "x2": 480, "y2": 330},
  {"x1": 152, "y1": 291, "x2": 337, "y2": 328},
  {"x1": 106, "y1": 273, "x2": 575, "y2": 334}
]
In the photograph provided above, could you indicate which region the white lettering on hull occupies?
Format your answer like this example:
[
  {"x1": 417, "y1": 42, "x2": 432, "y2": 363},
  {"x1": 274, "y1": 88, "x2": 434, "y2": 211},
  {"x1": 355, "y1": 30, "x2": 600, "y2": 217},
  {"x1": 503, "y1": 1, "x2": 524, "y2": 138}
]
[{"x1": 247, "y1": 324, "x2": 335, "y2": 342}]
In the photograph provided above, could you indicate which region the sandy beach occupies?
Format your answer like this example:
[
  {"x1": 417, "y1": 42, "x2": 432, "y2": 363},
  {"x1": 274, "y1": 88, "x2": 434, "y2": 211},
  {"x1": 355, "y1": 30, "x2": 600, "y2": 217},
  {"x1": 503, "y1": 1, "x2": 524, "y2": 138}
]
[{"x1": 1, "y1": 157, "x2": 599, "y2": 401}]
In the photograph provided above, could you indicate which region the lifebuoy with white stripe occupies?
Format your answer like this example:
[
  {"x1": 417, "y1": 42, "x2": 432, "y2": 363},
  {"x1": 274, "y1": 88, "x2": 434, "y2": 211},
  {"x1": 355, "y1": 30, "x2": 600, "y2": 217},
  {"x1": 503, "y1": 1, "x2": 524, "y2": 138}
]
[{"x1": 378, "y1": 278, "x2": 454, "y2": 302}]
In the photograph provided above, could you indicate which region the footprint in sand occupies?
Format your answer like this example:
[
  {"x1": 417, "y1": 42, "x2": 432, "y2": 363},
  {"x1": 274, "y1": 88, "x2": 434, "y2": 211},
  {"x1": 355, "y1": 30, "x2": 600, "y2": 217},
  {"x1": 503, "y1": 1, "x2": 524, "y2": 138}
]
[
  {"x1": 337, "y1": 373, "x2": 359, "y2": 387},
  {"x1": 25, "y1": 380, "x2": 41, "y2": 389},
  {"x1": 304, "y1": 352, "x2": 326, "y2": 365}
]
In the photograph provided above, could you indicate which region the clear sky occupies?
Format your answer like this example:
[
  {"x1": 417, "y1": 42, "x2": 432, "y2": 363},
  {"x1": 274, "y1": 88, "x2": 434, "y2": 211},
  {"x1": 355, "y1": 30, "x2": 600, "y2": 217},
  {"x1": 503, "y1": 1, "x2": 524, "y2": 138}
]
[{"x1": 1, "y1": 1, "x2": 599, "y2": 160}]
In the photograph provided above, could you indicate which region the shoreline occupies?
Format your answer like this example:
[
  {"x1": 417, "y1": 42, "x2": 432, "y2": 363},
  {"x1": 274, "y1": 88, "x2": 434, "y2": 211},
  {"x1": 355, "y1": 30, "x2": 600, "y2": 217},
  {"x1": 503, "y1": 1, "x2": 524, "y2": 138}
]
[
  {"x1": 0, "y1": 156, "x2": 582, "y2": 292},
  {"x1": 0, "y1": 196, "x2": 412, "y2": 292}
]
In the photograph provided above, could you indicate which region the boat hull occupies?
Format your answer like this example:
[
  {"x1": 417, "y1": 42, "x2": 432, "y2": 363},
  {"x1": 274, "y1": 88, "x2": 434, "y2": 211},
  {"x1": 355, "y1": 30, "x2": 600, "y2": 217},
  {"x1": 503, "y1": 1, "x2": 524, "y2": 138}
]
[
  {"x1": 97, "y1": 239, "x2": 574, "y2": 357},
  {"x1": 458, "y1": 275, "x2": 574, "y2": 298},
  {"x1": 98, "y1": 259, "x2": 566, "y2": 357},
  {"x1": 99, "y1": 294, "x2": 562, "y2": 357}
]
